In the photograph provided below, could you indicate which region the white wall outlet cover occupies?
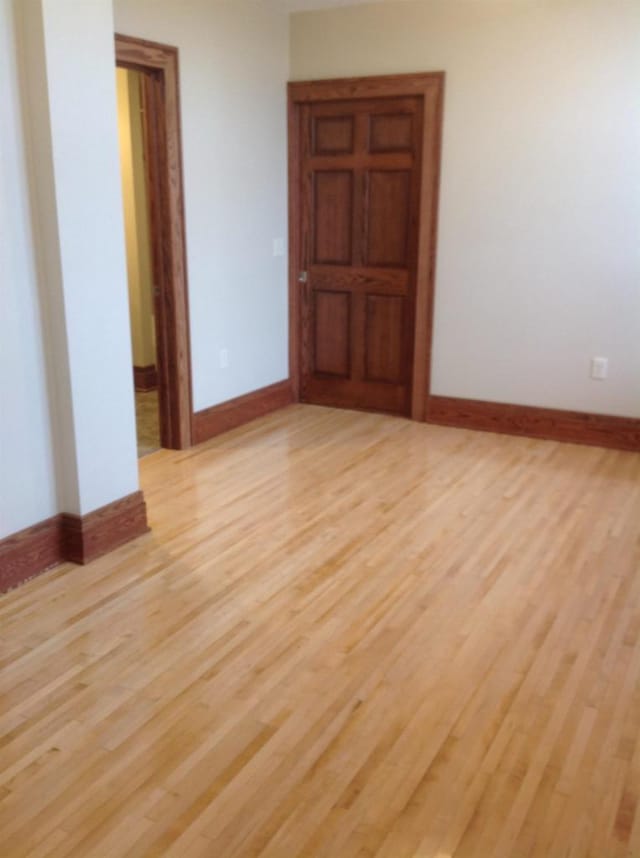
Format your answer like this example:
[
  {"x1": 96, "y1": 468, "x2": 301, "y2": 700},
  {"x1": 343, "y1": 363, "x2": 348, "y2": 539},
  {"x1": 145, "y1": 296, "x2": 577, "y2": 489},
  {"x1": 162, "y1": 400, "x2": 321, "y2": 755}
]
[
  {"x1": 591, "y1": 357, "x2": 608, "y2": 380},
  {"x1": 272, "y1": 237, "x2": 285, "y2": 257},
  {"x1": 219, "y1": 348, "x2": 229, "y2": 369}
]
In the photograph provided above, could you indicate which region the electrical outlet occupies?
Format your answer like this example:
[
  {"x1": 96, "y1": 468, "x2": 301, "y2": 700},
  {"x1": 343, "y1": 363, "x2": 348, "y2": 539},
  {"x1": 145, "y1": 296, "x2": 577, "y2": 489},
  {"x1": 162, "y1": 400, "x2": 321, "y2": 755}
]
[
  {"x1": 272, "y1": 237, "x2": 285, "y2": 258},
  {"x1": 219, "y1": 348, "x2": 229, "y2": 369},
  {"x1": 591, "y1": 356, "x2": 608, "y2": 380}
]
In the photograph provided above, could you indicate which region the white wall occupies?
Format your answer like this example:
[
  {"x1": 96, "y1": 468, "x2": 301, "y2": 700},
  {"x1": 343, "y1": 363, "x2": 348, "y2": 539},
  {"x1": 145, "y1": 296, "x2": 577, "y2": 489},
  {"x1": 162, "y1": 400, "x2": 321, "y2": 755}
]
[
  {"x1": 2, "y1": 0, "x2": 289, "y2": 540},
  {"x1": 291, "y1": 0, "x2": 640, "y2": 418},
  {"x1": 12, "y1": 0, "x2": 140, "y2": 522},
  {"x1": 0, "y1": 0, "x2": 57, "y2": 537},
  {"x1": 113, "y1": 0, "x2": 290, "y2": 411},
  {"x1": 32, "y1": 0, "x2": 140, "y2": 515},
  {"x1": 3, "y1": 0, "x2": 637, "y2": 544}
]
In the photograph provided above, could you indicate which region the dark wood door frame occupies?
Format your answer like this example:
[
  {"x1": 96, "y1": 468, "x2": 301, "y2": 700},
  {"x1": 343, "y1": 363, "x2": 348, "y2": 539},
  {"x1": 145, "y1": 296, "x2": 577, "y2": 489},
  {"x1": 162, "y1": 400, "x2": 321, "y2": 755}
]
[
  {"x1": 115, "y1": 33, "x2": 192, "y2": 449},
  {"x1": 288, "y1": 72, "x2": 444, "y2": 421}
]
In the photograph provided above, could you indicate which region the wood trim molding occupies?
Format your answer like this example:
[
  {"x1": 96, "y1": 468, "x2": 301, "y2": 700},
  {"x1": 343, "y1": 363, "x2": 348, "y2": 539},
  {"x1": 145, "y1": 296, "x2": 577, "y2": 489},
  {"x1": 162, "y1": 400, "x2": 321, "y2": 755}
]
[
  {"x1": 116, "y1": 34, "x2": 192, "y2": 449},
  {"x1": 287, "y1": 88, "x2": 302, "y2": 401},
  {"x1": 287, "y1": 72, "x2": 445, "y2": 419},
  {"x1": 193, "y1": 380, "x2": 294, "y2": 445},
  {"x1": 288, "y1": 72, "x2": 445, "y2": 103},
  {"x1": 0, "y1": 492, "x2": 150, "y2": 594},
  {"x1": 133, "y1": 364, "x2": 158, "y2": 392},
  {"x1": 0, "y1": 517, "x2": 63, "y2": 593},
  {"x1": 61, "y1": 491, "x2": 150, "y2": 565},
  {"x1": 426, "y1": 396, "x2": 640, "y2": 452}
]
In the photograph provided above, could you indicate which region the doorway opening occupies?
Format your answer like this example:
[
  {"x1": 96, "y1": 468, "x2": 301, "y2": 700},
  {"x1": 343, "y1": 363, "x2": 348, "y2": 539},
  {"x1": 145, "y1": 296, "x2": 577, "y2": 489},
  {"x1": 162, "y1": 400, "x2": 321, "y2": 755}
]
[
  {"x1": 115, "y1": 34, "x2": 193, "y2": 453},
  {"x1": 116, "y1": 66, "x2": 160, "y2": 456}
]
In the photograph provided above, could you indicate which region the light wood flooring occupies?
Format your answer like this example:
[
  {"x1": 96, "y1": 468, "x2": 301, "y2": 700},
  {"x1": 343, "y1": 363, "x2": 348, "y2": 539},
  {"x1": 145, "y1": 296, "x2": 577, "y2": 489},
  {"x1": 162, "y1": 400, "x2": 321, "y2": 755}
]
[
  {"x1": 1, "y1": 404, "x2": 640, "y2": 857},
  {"x1": 135, "y1": 390, "x2": 161, "y2": 458}
]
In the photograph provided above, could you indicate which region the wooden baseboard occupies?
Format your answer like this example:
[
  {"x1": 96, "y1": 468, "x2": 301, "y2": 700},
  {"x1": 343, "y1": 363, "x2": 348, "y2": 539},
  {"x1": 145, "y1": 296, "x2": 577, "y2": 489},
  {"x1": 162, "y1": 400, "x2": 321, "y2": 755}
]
[
  {"x1": 192, "y1": 379, "x2": 294, "y2": 445},
  {"x1": 0, "y1": 516, "x2": 63, "y2": 593},
  {"x1": 0, "y1": 491, "x2": 150, "y2": 593},
  {"x1": 426, "y1": 396, "x2": 640, "y2": 452},
  {"x1": 61, "y1": 491, "x2": 150, "y2": 565},
  {"x1": 133, "y1": 364, "x2": 158, "y2": 392}
]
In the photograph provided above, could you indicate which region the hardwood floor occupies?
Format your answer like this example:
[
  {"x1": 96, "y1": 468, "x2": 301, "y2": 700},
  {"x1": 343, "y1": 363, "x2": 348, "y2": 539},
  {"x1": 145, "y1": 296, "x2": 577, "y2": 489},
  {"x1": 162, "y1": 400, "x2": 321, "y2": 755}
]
[
  {"x1": 135, "y1": 390, "x2": 161, "y2": 458},
  {"x1": 1, "y1": 404, "x2": 639, "y2": 857}
]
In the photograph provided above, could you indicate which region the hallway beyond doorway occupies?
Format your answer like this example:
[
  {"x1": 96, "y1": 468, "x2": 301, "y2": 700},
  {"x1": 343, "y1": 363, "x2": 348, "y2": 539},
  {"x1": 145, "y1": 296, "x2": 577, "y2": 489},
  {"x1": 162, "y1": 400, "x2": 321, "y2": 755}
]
[{"x1": 134, "y1": 390, "x2": 160, "y2": 457}]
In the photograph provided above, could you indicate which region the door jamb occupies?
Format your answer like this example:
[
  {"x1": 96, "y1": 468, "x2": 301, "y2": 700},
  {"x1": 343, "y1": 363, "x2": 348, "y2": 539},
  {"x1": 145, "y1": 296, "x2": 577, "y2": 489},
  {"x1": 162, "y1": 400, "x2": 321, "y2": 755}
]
[
  {"x1": 115, "y1": 33, "x2": 192, "y2": 449},
  {"x1": 287, "y1": 72, "x2": 445, "y2": 421}
]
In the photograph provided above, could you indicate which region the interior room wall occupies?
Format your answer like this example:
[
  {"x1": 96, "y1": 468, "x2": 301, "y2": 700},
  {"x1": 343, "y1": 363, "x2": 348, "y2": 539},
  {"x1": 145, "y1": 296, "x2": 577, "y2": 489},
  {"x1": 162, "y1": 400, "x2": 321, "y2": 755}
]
[
  {"x1": 19, "y1": 0, "x2": 140, "y2": 518},
  {"x1": 116, "y1": 67, "x2": 157, "y2": 371},
  {"x1": 3, "y1": 0, "x2": 637, "y2": 549},
  {"x1": 4, "y1": 0, "x2": 289, "y2": 542},
  {"x1": 0, "y1": 0, "x2": 58, "y2": 538},
  {"x1": 113, "y1": 0, "x2": 290, "y2": 412},
  {"x1": 291, "y1": 0, "x2": 640, "y2": 418}
]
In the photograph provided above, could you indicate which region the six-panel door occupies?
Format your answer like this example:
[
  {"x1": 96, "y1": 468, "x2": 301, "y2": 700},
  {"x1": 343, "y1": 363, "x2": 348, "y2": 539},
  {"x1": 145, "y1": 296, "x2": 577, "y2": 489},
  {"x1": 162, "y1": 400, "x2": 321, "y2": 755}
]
[{"x1": 300, "y1": 96, "x2": 424, "y2": 415}]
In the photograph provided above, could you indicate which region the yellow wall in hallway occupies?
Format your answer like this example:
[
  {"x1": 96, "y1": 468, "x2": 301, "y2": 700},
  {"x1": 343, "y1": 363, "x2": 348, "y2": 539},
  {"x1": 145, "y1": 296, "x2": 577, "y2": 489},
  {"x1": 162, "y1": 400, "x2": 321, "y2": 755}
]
[{"x1": 116, "y1": 66, "x2": 156, "y2": 370}]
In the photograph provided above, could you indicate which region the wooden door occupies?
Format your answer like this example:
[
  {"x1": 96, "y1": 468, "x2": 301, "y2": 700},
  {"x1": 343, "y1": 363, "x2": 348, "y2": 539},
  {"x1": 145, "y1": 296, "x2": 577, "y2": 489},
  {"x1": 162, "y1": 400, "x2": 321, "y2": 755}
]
[{"x1": 299, "y1": 96, "x2": 424, "y2": 415}]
